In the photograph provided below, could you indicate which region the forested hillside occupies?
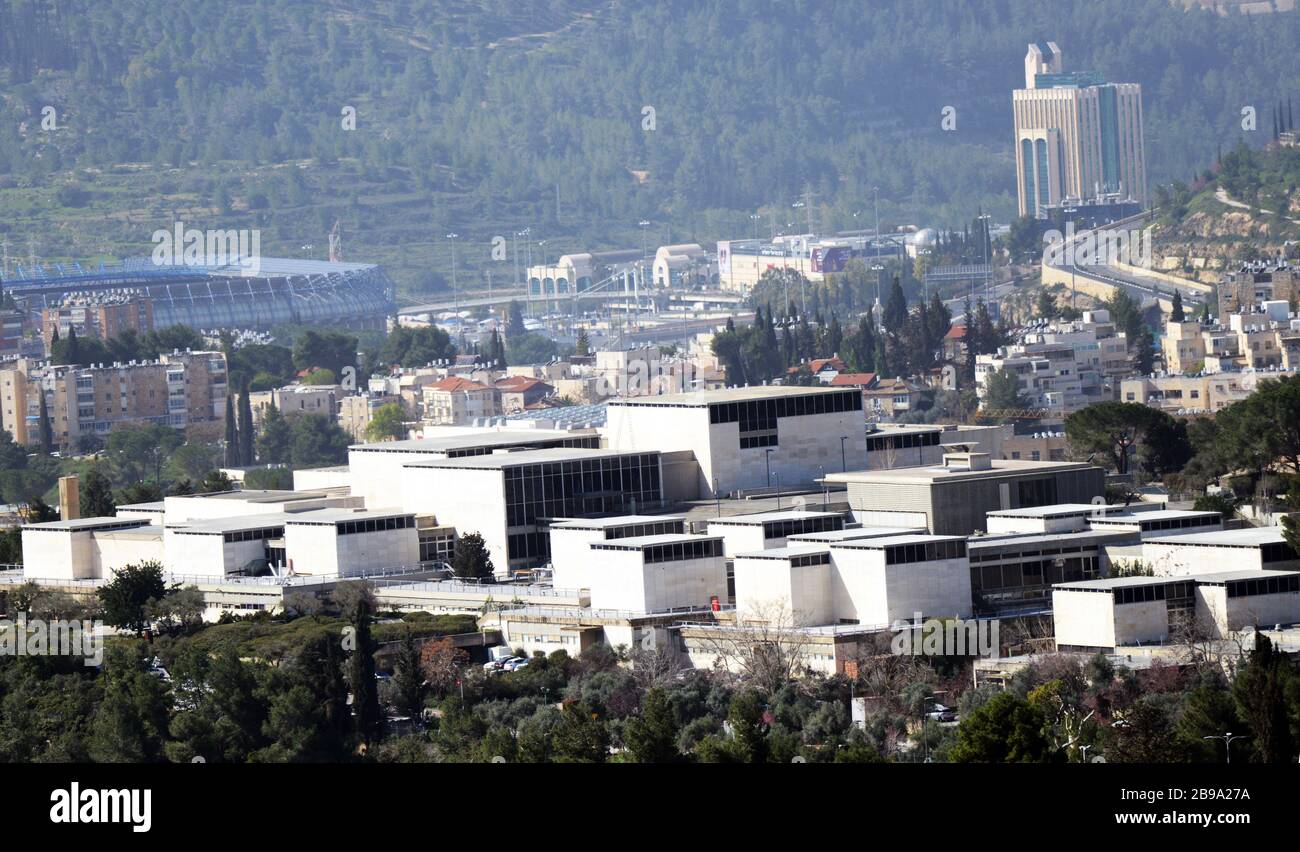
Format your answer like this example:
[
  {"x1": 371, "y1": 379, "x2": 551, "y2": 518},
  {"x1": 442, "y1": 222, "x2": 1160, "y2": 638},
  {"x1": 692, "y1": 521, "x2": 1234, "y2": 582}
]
[{"x1": 1, "y1": 0, "x2": 1299, "y2": 298}]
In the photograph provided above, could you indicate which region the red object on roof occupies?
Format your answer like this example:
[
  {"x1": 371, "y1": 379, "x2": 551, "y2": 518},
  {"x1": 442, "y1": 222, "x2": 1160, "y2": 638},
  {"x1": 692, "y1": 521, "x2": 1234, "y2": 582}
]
[{"x1": 944, "y1": 325, "x2": 967, "y2": 340}]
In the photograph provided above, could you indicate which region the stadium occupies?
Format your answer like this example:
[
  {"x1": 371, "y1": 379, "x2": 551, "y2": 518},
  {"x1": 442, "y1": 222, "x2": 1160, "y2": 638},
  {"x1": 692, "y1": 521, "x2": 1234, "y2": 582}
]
[{"x1": 0, "y1": 258, "x2": 395, "y2": 331}]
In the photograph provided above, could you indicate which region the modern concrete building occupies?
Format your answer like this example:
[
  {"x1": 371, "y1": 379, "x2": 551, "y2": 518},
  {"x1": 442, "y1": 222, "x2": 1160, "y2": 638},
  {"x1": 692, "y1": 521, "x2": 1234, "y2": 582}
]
[
  {"x1": 346, "y1": 427, "x2": 601, "y2": 508},
  {"x1": 705, "y1": 509, "x2": 847, "y2": 557},
  {"x1": 1138, "y1": 527, "x2": 1300, "y2": 576},
  {"x1": 827, "y1": 452, "x2": 1106, "y2": 535},
  {"x1": 734, "y1": 534, "x2": 972, "y2": 628},
  {"x1": 400, "y1": 447, "x2": 667, "y2": 574},
  {"x1": 549, "y1": 515, "x2": 687, "y2": 595},
  {"x1": 606, "y1": 385, "x2": 867, "y2": 498},
  {"x1": 1013, "y1": 42, "x2": 1146, "y2": 218},
  {"x1": 1053, "y1": 570, "x2": 1300, "y2": 651}
]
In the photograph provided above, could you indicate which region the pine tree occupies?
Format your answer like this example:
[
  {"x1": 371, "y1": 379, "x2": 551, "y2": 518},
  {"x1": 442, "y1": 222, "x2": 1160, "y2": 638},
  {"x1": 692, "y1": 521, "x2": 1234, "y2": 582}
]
[
  {"x1": 451, "y1": 532, "x2": 495, "y2": 579},
  {"x1": 625, "y1": 687, "x2": 680, "y2": 763},
  {"x1": 237, "y1": 378, "x2": 254, "y2": 466},
  {"x1": 223, "y1": 393, "x2": 239, "y2": 468},
  {"x1": 1170, "y1": 290, "x2": 1185, "y2": 323},
  {"x1": 574, "y1": 328, "x2": 591, "y2": 357}
]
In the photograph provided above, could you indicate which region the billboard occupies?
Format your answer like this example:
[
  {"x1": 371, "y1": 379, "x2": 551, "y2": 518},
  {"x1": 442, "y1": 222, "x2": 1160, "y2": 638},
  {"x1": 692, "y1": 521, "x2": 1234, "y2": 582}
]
[{"x1": 811, "y1": 246, "x2": 850, "y2": 274}]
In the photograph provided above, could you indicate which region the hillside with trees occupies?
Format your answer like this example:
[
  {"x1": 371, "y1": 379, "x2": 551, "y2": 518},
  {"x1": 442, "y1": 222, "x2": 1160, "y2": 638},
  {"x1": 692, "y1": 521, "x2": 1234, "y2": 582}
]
[{"x1": 2, "y1": 0, "x2": 1299, "y2": 298}]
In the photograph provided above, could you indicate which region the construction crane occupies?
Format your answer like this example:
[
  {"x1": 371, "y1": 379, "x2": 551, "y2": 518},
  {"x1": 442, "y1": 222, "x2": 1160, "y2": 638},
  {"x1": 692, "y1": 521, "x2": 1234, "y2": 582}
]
[{"x1": 328, "y1": 220, "x2": 343, "y2": 263}]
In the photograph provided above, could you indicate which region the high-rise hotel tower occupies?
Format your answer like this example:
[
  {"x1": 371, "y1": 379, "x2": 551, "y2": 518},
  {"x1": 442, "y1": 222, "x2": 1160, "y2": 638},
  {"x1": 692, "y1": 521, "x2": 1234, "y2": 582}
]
[{"x1": 1013, "y1": 42, "x2": 1146, "y2": 218}]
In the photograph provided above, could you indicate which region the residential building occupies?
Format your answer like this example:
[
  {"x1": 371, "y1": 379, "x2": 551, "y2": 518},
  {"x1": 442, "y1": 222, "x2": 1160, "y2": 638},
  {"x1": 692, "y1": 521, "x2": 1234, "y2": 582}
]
[
  {"x1": 421, "y1": 376, "x2": 500, "y2": 425},
  {"x1": 41, "y1": 290, "x2": 154, "y2": 348}
]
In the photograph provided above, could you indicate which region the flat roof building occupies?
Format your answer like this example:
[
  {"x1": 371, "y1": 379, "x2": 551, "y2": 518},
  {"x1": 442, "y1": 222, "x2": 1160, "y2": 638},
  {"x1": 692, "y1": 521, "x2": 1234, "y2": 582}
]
[
  {"x1": 826, "y1": 453, "x2": 1105, "y2": 535},
  {"x1": 1053, "y1": 570, "x2": 1300, "y2": 652},
  {"x1": 606, "y1": 385, "x2": 867, "y2": 499},
  {"x1": 402, "y1": 447, "x2": 666, "y2": 575}
]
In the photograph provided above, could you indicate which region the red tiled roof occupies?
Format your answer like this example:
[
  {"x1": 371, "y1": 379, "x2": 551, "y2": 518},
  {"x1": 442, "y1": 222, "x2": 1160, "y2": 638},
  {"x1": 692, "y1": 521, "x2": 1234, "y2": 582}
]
[
  {"x1": 830, "y1": 372, "x2": 877, "y2": 387},
  {"x1": 496, "y1": 375, "x2": 552, "y2": 392},
  {"x1": 428, "y1": 377, "x2": 490, "y2": 393},
  {"x1": 944, "y1": 325, "x2": 967, "y2": 340}
]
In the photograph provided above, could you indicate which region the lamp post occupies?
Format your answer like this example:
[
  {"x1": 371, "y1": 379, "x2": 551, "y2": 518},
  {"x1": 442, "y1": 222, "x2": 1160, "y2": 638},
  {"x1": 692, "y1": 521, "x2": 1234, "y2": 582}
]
[
  {"x1": 839, "y1": 435, "x2": 849, "y2": 472},
  {"x1": 446, "y1": 233, "x2": 459, "y2": 313},
  {"x1": 773, "y1": 471, "x2": 782, "y2": 510},
  {"x1": 819, "y1": 464, "x2": 826, "y2": 508},
  {"x1": 764, "y1": 447, "x2": 774, "y2": 492},
  {"x1": 1203, "y1": 732, "x2": 1249, "y2": 764}
]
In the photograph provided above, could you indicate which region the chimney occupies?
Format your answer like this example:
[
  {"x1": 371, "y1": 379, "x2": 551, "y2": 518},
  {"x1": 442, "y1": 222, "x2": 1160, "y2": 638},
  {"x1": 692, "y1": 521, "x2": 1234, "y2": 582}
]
[{"x1": 58, "y1": 474, "x2": 80, "y2": 521}]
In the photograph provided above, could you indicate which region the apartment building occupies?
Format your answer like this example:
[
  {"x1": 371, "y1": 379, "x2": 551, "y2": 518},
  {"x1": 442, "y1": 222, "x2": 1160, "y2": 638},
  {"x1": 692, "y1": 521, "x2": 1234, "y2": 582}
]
[
  {"x1": 421, "y1": 377, "x2": 501, "y2": 425},
  {"x1": 976, "y1": 315, "x2": 1127, "y2": 416},
  {"x1": 41, "y1": 290, "x2": 154, "y2": 348},
  {"x1": 1218, "y1": 261, "x2": 1297, "y2": 316},
  {"x1": 0, "y1": 350, "x2": 227, "y2": 447}
]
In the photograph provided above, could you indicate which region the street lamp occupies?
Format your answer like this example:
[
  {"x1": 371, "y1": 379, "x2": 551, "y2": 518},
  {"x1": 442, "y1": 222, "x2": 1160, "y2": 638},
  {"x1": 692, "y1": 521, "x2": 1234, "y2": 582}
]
[
  {"x1": 839, "y1": 435, "x2": 849, "y2": 472},
  {"x1": 446, "y1": 233, "x2": 459, "y2": 312},
  {"x1": 773, "y1": 471, "x2": 782, "y2": 510},
  {"x1": 819, "y1": 464, "x2": 826, "y2": 508},
  {"x1": 764, "y1": 447, "x2": 774, "y2": 491},
  {"x1": 1203, "y1": 732, "x2": 1249, "y2": 764}
]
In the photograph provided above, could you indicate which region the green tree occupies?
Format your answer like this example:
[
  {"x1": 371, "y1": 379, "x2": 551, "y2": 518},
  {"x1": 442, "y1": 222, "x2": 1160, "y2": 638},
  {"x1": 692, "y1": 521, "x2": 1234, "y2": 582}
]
[
  {"x1": 574, "y1": 328, "x2": 592, "y2": 357},
  {"x1": 347, "y1": 596, "x2": 383, "y2": 744},
  {"x1": 237, "y1": 378, "x2": 255, "y2": 466},
  {"x1": 451, "y1": 532, "x2": 494, "y2": 579},
  {"x1": 950, "y1": 692, "x2": 1052, "y2": 763},
  {"x1": 1233, "y1": 634, "x2": 1296, "y2": 763},
  {"x1": 551, "y1": 700, "x2": 609, "y2": 763},
  {"x1": 257, "y1": 404, "x2": 291, "y2": 465},
  {"x1": 223, "y1": 393, "x2": 240, "y2": 467},
  {"x1": 97, "y1": 560, "x2": 166, "y2": 635},
  {"x1": 982, "y1": 367, "x2": 1026, "y2": 411},
  {"x1": 727, "y1": 688, "x2": 769, "y2": 764},
  {"x1": 1104, "y1": 699, "x2": 1185, "y2": 763},
  {"x1": 38, "y1": 393, "x2": 53, "y2": 455},
  {"x1": 364, "y1": 402, "x2": 407, "y2": 442},
  {"x1": 288, "y1": 413, "x2": 351, "y2": 468},
  {"x1": 883, "y1": 276, "x2": 908, "y2": 333},
  {"x1": 1170, "y1": 289, "x2": 1185, "y2": 322},
  {"x1": 88, "y1": 643, "x2": 171, "y2": 763},
  {"x1": 625, "y1": 687, "x2": 681, "y2": 763},
  {"x1": 392, "y1": 628, "x2": 426, "y2": 718},
  {"x1": 1065, "y1": 401, "x2": 1180, "y2": 476},
  {"x1": 81, "y1": 468, "x2": 117, "y2": 517},
  {"x1": 505, "y1": 300, "x2": 527, "y2": 338}
]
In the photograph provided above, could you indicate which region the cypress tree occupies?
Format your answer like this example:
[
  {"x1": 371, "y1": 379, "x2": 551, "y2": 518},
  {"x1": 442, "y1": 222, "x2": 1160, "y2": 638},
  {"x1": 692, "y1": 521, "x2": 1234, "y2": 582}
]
[
  {"x1": 223, "y1": 393, "x2": 239, "y2": 468},
  {"x1": 237, "y1": 378, "x2": 254, "y2": 465},
  {"x1": 349, "y1": 596, "x2": 383, "y2": 743},
  {"x1": 38, "y1": 393, "x2": 53, "y2": 455}
]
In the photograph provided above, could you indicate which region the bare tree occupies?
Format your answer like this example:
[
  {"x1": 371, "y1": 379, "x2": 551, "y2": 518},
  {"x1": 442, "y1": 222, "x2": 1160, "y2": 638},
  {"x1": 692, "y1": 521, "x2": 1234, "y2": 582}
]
[{"x1": 691, "y1": 600, "x2": 815, "y2": 694}]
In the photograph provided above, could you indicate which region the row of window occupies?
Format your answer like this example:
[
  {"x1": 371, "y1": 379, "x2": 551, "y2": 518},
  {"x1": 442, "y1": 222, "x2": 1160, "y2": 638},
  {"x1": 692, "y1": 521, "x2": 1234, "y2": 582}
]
[
  {"x1": 1112, "y1": 581, "x2": 1196, "y2": 605},
  {"x1": 504, "y1": 456, "x2": 662, "y2": 529},
  {"x1": 1261, "y1": 542, "x2": 1299, "y2": 564},
  {"x1": 1136, "y1": 515, "x2": 1218, "y2": 532},
  {"x1": 336, "y1": 516, "x2": 413, "y2": 536},
  {"x1": 220, "y1": 527, "x2": 283, "y2": 544},
  {"x1": 970, "y1": 543, "x2": 1095, "y2": 563},
  {"x1": 762, "y1": 515, "x2": 843, "y2": 539},
  {"x1": 592, "y1": 538, "x2": 723, "y2": 564},
  {"x1": 707, "y1": 390, "x2": 862, "y2": 426},
  {"x1": 867, "y1": 431, "x2": 940, "y2": 453},
  {"x1": 883, "y1": 539, "x2": 967, "y2": 565},
  {"x1": 971, "y1": 557, "x2": 1100, "y2": 592},
  {"x1": 1224, "y1": 574, "x2": 1300, "y2": 598},
  {"x1": 789, "y1": 552, "x2": 832, "y2": 568},
  {"x1": 606, "y1": 521, "x2": 685, "y2": 540}
]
